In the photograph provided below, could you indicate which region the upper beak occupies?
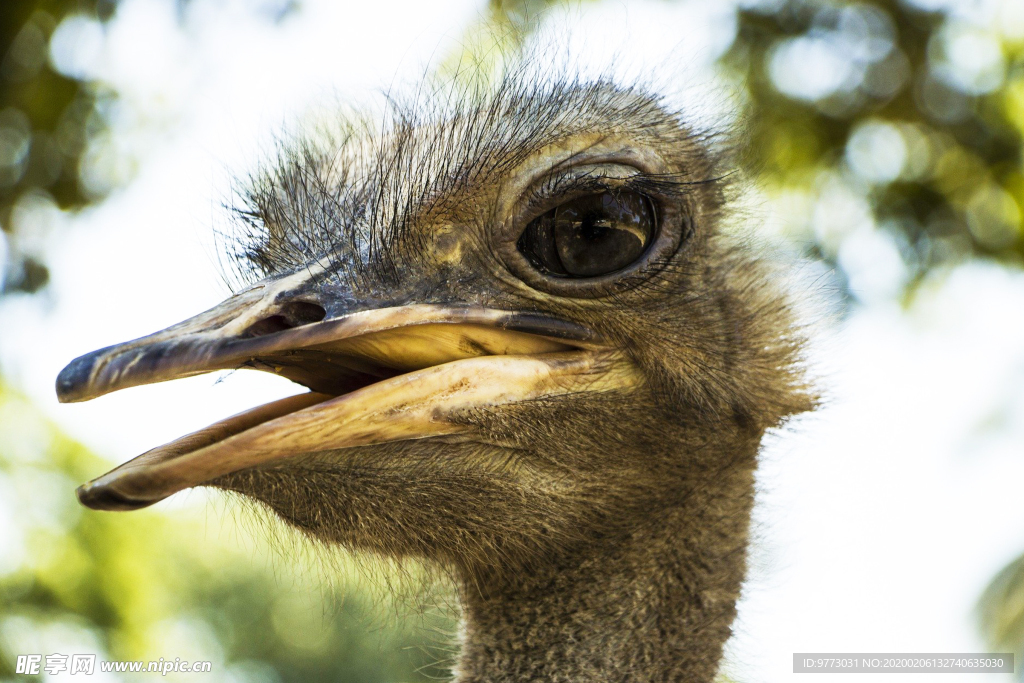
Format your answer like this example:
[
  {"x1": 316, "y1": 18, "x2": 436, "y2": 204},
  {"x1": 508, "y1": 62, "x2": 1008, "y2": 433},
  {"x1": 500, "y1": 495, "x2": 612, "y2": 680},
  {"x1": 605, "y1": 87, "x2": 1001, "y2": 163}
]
[{"x1": 57, "y1": 275, "x2": 637, "y2": 512}]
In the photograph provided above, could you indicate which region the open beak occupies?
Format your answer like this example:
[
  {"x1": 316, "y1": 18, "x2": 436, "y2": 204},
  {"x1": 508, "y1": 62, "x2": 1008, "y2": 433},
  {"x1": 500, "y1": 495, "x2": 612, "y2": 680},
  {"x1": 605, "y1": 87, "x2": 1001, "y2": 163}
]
[{"x1": 57, "y1": 277, "x2": 637, "y2": 511}]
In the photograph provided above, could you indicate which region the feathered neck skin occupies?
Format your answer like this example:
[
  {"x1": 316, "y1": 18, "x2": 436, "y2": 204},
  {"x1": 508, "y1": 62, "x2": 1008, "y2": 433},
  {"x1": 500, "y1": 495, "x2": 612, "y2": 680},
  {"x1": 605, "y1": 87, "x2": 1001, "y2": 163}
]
[{"x1": 453, "y1": 439, "x2": 758, "y2": 683}]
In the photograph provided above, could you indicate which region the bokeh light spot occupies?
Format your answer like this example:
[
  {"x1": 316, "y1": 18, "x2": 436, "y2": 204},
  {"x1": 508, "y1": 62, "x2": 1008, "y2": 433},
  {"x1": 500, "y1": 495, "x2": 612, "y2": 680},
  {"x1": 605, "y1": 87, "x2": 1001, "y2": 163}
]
[
  {"x1": 49, "y1": 14, "x2": 106, "y2": 81},
  {"x1": 966, "y1": 183, "x2": 1022, "y2": 250},
  {"x1": 846, "y1": 120, "x2": 907, "y2": 184}
]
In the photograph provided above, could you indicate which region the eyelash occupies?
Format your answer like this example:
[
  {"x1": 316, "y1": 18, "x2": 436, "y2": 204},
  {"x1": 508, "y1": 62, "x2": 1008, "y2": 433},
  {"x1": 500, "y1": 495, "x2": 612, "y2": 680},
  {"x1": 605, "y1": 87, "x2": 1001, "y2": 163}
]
[{"x1": 520, "y1": 169, "x2": 697, "y2": 220}]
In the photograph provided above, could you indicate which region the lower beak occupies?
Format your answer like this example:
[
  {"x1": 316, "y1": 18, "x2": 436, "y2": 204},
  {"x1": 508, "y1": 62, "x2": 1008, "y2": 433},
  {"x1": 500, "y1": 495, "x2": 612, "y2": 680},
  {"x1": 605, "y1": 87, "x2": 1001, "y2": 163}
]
[{"x1": 57, "y1": 292, "x2": 636, "y2": 511}]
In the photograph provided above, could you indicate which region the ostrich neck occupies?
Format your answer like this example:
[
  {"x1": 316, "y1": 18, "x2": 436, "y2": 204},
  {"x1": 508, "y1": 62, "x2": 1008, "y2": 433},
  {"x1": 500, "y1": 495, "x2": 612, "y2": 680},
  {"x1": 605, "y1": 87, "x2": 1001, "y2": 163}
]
[{"x1": 453, "y1": 464, "x2": 755, "y2": 683}]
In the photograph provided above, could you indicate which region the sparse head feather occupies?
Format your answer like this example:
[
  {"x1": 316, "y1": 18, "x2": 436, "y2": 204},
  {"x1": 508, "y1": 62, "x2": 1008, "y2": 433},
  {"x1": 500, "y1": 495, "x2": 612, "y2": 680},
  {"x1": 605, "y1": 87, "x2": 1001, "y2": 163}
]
[{"x1": 223, "y1": 66, "x2": 729, "y2": 293}]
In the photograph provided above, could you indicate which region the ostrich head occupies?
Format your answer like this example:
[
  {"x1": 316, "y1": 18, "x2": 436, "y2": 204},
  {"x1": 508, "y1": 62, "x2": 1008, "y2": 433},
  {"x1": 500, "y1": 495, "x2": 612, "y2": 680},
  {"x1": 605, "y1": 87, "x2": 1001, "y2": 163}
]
[{"x1": 57, "y1": 70, "x2": 814, "y2": 682}]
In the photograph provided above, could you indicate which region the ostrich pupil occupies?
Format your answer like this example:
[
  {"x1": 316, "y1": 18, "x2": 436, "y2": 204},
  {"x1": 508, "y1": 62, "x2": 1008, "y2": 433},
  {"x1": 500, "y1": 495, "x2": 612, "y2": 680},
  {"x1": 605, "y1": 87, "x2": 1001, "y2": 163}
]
[{"x1": 518, "y1": 191, "x2": 655, "y2": 278}]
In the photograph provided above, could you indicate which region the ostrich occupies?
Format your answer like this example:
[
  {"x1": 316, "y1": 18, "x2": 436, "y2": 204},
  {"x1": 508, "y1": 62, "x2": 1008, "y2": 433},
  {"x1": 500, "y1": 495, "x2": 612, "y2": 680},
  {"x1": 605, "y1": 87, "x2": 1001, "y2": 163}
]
[{"x1": 56, "y1": 69, "x2": 814, "y2": 682}]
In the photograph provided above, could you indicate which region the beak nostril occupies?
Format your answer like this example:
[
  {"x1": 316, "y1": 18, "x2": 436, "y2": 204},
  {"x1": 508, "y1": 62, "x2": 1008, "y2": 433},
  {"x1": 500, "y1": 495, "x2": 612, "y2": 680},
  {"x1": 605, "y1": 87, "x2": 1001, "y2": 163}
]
[
  {"x1": 242, "y1": 315, "x2": 292, "y2": 338},
  {"x1": 242, "y1": 301, "x2": 327, "y2": 338}
]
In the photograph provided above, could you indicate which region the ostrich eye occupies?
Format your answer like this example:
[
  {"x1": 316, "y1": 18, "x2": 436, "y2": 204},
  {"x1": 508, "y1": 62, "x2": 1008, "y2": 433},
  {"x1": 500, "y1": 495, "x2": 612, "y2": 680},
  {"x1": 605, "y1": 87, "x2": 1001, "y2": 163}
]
[{"x1": 518, "y1": 191, "x2": 656, "y2": 278}]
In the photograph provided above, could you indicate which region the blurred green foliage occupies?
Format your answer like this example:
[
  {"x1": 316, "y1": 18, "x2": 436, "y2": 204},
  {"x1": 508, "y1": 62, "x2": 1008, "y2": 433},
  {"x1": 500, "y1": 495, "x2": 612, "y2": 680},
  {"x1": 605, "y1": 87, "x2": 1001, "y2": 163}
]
[
  {"x1": 0, "y1": 0, "x2": 119, "y2": 294},
  {"x1": 978, "y1": 552, "x2": 1024, "y2": 675},
  {"x1": 0, "y1": 382, "x2": 455, "y2": 682},
  {"x1": 722, "y1": 0, "x2": 1023, "y2": 298}
]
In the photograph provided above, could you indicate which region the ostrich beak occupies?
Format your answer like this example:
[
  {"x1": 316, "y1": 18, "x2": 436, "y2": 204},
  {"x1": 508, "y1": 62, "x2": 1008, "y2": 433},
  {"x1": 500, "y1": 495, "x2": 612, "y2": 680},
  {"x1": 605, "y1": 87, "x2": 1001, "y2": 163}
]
[{"x1": 56, "y1": 275, "x2": 636, "y2": 511}]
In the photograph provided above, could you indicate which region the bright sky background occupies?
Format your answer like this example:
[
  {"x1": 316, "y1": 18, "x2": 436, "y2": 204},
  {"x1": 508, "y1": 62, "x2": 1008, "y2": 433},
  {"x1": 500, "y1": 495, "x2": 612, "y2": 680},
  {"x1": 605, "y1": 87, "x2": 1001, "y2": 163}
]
[{"x1": 1, "y1": 0, "x2": 1023, "y2": 681}]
